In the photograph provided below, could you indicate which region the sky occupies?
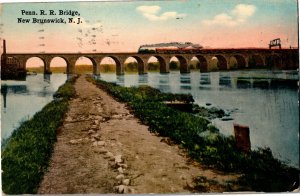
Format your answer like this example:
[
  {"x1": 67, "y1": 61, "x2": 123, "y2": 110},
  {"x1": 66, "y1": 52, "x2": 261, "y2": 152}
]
[{"x1": 0, "y1": 0, "x2": 298, "y2": 55}]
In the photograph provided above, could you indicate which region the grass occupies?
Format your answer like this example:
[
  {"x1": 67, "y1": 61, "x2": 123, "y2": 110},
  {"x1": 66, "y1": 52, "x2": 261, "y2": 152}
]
[
  {"x1": 1, "y1": 75, "x2": 78, "y2": 194},
  {"x1": 89, "y1": 76, "x2": 299, "y2": 192}
]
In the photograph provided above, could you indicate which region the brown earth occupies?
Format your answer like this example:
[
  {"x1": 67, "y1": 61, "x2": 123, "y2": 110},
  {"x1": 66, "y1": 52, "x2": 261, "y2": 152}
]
[{"x1": 38, "y1": 75, "x2": 240, "y2": 194}]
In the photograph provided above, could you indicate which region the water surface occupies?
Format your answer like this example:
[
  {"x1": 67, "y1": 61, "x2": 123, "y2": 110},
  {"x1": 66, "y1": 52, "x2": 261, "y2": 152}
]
[{"x1": 1, "y1": 74, "x2": 67, "y2": 140}]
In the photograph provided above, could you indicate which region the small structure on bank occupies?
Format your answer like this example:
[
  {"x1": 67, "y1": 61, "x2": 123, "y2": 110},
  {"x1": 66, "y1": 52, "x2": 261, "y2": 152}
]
[
  {"x1": 233, "y1": 123, "x2": 251, "y2": 153},
  {"x1": 1, "y1": 40, "x2": 27, "y2": 80}
]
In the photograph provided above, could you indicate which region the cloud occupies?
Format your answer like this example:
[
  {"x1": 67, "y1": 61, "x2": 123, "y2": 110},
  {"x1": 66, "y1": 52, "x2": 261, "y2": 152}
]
[
  {"x1": 202, "y1": 4, "x2": 256, "y2": 26},
  {"x1": 136, "y1": 5, "x2": 186, "y2": 21},
  {"x1": 231, "y1": 4, "x2": 256, "y2": 22},
  {"x1": 202, "y1": 13, "x2": 237, "y2": 27},
  {"x1": 137, "y1": 5, "x2": 160, "y2": 15}
]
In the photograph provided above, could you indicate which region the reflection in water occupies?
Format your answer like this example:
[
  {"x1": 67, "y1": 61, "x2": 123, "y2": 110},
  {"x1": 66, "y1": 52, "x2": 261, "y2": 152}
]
[
  {"x1": 1, "y1": 74, "x2": 67, "y2": 140},
  {"x1": 252, "y1": 80, "x2": 271, "y2": 88},
  {"x1": 1, "y1": 85, "x2": 28, "y2": 108},
  {"x1": 198, "y1": 86, "x2": 211, "y2": 90},
  {"x1": 236, "y1": 78, "x2": 252, "y2": 88},
  {"x1": 180, "y1": 74, "x2": 191, "y2": 84},
  {"x1": 157, "y1": 74, "x2": 171, "y2": 92},
  {"x1": 200, "y1": 74, "x2": 211, "y2": 85},
  {"x1": 98, "y1": 70, "x2": 299, "y2": 166},
  {"x1": 219, "y1": 76, "x2": 232, "y2": 87},
  {"x1": 43, "y1": 74, "x2": 51, "y2": 83},
  {"x1": 180, "y1": 85, "x2": 191, "y2": 90},
  {"x1": 159, "y1": 74, "x2": 170, "y2": 84},
  {"x1": 117, "y1": 75, "x2": 125, "y2": 85},
  {"x1": 1, "y1": 85, "x2": 8, "y2": 108},
  {"x1": 1, "y1": 84, "x2": 28, "y2": 94},
  {"x1": 180, "y1": 74, "x2": 191, "y2": 90},
  {"x1": 138, "y1": 74, "x2": 148, "y2": 84}
]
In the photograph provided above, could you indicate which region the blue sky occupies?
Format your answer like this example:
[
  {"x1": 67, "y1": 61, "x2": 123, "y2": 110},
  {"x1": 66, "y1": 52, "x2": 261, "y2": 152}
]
[{"x1": 0, "y1": 0, "x2": 298, "y2": 53}]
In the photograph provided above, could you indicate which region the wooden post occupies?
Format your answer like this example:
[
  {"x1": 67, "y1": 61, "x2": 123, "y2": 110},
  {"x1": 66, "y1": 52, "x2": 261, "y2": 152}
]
[{"x1": 233, "y1": 123, "x2": 251, "y2": 153}]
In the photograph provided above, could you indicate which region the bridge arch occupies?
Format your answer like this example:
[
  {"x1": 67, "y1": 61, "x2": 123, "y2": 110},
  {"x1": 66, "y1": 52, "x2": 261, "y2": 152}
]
[
  {"x1": 211, "y1": 55, "x2": 227, "y2": 70},
  {"x1": 266, "y1": 54, "x2": 282, "y2": 69},
  {"x1": 74, "y1": 56, "x2": 97, "y2": 74},
  {"x1": 170, "y1": 55, "x2": 189, "y2": 73},
  {"x1": 100, "y1": 56, "x2": 122, "y2": 75},
  {"x1": 124, "y1": 56, "x2": 145, "y2": 74},
  {"x1": 190, "y1": 55, "x2": 208, "y2": 72},
  {"x1": 50, "y1": 56, "x2": 69, "y2": 73},
  {"x1": 25, "y1": 56, "x2": 46, "y2": 71},
  {"x1": 146, "y1": 55, "x2": 168, "y2": 73},
  {"x1": 248, "y1": 54, "x2": 265, "y2": 68},
  {"x1": 216, "y1": 55, "x2": 227, "y2": 70},
  {"x1": 279, "y1": 52, "x2": 298, "y2": 69},
  {"x1": 229, "y1": 55, "x2": 246, "y2": 69}
]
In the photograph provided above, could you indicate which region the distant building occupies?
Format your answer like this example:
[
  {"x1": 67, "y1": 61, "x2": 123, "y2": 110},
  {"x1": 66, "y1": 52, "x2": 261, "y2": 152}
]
[{"x1": 1, "y1": 40, "x2": 26, "y2": 80}]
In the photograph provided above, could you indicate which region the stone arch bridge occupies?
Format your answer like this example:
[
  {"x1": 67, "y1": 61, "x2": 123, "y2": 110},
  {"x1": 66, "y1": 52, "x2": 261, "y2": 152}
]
[{"x1": 4, "y1": 48, "x2": 298, "y2": 75}]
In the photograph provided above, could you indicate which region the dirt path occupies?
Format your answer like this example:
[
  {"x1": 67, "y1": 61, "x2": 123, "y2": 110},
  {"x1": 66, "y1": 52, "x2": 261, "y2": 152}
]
[{"x1": 38, "y1": 75, "x2": 239, "y2": 194}]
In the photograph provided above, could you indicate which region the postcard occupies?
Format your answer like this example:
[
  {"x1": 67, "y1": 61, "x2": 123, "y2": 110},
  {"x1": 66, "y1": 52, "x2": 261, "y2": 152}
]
[{"x1": 1, "y1": 0, "x2": 299, "y2": 194}]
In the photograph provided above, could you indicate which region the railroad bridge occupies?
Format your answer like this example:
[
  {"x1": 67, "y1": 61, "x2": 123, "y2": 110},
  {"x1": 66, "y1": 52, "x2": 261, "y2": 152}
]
[{"x1": 2, "y1": 48, "x2": 298, "y2": 75}]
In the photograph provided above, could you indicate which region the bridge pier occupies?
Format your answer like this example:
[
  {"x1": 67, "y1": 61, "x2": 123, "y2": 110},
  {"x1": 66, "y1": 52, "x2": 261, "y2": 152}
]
[
  {"x1": 179, "y1": 55, "x2": 190, "y2": 74},
  {"x1": 44, "y1": 60, "x2": 52, "y2": 74},
  {"x1": 244, "y1": 56, "x2": 249, "y2": 68},
  {"x1": 160, "y1": 61, "x2": 170, "y2": 73},
  {"x1": 67, "y1": 58, "x2": 77, "y2": 74},
  {"x1": 116, "y1": 64, "x2": 125, "y2": 75},
  {"x1": 93, "y1": 59, "x2": 101, "y2": 75},
  {"x1": 138, "y1": 57, "x2": 148, "y2": 75}
]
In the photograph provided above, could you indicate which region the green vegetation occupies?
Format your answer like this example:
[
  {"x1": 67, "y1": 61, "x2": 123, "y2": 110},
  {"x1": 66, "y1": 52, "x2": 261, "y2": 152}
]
[
  {"x1": 148, "y1": 62, "x2": 160, "y2": 71},
  {"x1": 125, "y1": 62, "x2": 138, "y2": 73},
  {"x1": 90, "y1": 77, "x2": 299, "y2": 192},
  {"x1": 2, "y1": 75, "x2": 78, "y2": 194},
  {"x1": 27, "y1": 65, "x2": 94, "y2": 74},
  {"x1": 169, "y1": 61, "x2": 179, "y2": 70}
]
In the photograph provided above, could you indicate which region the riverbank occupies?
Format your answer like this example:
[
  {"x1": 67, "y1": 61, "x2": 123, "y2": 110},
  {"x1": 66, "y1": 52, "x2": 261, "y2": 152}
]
[
  {"x1": 90, "y1": 76, "x2": 299, "y2": 192},
  {"x1": 2, "y1": 75, "x2": 77, "y2": 194},
  {"x1": 37, "y1": 75, "x2": 243, "y2": 194}
]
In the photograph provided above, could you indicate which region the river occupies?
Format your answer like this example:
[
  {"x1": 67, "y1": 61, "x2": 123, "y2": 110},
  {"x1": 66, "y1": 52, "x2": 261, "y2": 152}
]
[
  {"x1": 98, "y1": 70, "x2": 299, "y2": 167},
  {"x1": 1, "y1": 74, "x2": 67, "y2": 141},
  {"x1": 1, "y1": 70, "x2": 298, "y2": 167}
]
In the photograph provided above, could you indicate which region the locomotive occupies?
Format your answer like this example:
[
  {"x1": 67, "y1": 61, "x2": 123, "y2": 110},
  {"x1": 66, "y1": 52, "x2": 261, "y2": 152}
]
[{"x1": 138, "y1": 42, "x2": 203, "y2": 54}]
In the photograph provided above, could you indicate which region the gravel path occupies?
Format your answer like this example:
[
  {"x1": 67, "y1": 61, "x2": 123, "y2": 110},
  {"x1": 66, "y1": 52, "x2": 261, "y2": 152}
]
[{"x1": 38, "y1": 75, "x2": 239, "y2": 194}]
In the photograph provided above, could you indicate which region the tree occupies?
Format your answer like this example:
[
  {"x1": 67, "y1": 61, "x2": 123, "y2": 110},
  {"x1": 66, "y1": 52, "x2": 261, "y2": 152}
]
[
  {"x1": 169, "y1": 61, "x2": 178, "y2": 70},
  {"x1": 148, "y1": 62, "x2": 159, "y2": 71},
  {"x1": 125, "y1": 62, "x2": 138, "y2": 72}
]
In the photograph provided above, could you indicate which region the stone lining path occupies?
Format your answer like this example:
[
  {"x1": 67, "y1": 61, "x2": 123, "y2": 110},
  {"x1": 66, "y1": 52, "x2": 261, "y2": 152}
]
[{"x1": 38, "y1": 75, "x2": 239, "y2": 194}]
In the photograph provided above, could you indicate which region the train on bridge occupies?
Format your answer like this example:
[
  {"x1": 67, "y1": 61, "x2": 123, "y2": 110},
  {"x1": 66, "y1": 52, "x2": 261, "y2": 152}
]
[
  {"x1": 137, "y1": 39, "x2": 288, "y2": 54},
  {"x1": 138, "y1": 42, "x2": 204, "y2": 54}
]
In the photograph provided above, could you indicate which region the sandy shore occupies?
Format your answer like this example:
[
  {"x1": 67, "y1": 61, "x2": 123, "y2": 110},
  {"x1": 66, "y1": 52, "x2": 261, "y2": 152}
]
[{"x1": 38, "y1": 75, "x2": 239, "y2": 194}]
